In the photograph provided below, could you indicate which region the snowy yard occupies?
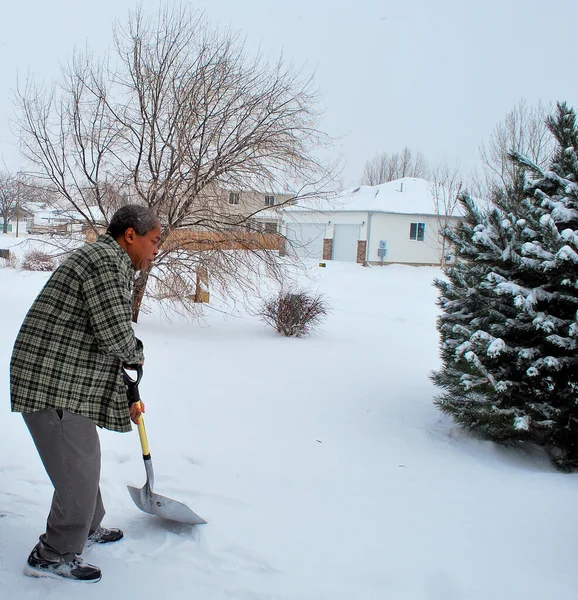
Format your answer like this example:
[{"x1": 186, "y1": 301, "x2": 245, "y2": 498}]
[{"x1": 1, "y1": 247, "x2": 578, "y2": 599}]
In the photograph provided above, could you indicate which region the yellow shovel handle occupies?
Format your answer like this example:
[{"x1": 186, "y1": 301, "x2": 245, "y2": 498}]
[{"x1": 136, "y1": 403, "x2": 150, "y2": 458}]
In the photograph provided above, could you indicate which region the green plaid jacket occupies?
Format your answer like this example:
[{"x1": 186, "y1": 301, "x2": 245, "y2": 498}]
[{"x1": 10, "y1": 234, "x2": 144, "y2": 432}]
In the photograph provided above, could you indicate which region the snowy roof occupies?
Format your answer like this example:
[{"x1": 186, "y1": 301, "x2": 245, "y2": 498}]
[
  {"x1": 281, "y1": 177, "x2": 465, "y2": 217},
  {"x1": 34, "y1": 210, "x2": 66, "y2": 222},
  {"x1": 61, "y1": 205, "x2": 106, "y2": 222},
  {"x1": 24, "y1": 201, "x2": 49, "y2": 213}
]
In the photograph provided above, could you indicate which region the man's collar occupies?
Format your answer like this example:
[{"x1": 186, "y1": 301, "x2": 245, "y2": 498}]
[{"x1": 96, "y1": 234, "x2": 134, "y2": 270}]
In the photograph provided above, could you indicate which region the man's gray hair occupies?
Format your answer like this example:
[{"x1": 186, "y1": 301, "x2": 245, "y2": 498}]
[{"x1": 107, "y1": 205, "x2": 159, "y2": 239}]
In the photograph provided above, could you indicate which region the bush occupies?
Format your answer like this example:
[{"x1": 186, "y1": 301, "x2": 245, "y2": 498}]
[
  {"x1": 260, "y1": 291, "x2": 329, "y2": 337},
  {"x1": 22, "y1": 251, "x2": 56, "y2": 272}
]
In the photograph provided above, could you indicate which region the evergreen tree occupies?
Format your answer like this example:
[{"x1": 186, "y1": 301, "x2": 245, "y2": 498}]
[{"x1": 432, "y1": 102, "x2": 578, "y2": 470}]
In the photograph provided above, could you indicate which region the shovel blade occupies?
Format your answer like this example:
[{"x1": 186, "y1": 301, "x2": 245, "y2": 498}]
[{"x1": 128, "y1": 484, "x2": 207, "y2": 525}]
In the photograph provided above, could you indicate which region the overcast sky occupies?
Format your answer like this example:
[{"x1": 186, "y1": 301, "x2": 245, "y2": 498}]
[{"x1": 1, "y1": 0, "x2": 578, "y2": 188}]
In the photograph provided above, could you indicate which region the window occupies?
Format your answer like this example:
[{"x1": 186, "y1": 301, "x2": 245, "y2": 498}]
[
  {"x1": 265, "y1": 195, "x2": 275, "y2": 206},
  {"x1": 229, "y1": 192, "x2": 240, "y2": 205},
  {"x1": 409, "y1": 222, "x2": 426, "y2": 241},
  {"x1": 264, "y1": 222, "x2": 278, "y2": 234},
  {"x1": 246, "y1": 220, "x2": 263, "y2": 233}
]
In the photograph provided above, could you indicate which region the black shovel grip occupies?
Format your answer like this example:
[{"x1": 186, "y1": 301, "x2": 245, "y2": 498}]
[{"x1": 122, "y1": 365, "x2": 143, "y2": 405}]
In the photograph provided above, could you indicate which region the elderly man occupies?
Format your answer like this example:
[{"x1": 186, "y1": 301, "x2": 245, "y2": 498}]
[{"x1": 10, "y1": 204, "x2": 161, "y2": 583}]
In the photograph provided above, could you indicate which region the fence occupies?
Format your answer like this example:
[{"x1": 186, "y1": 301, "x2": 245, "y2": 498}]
[
  {"x1": 163, "y1": 229, "x2": 282, "y2": 252},
  {"x1": 28, "y1": 224, "x2": 70, "y2": 235}
]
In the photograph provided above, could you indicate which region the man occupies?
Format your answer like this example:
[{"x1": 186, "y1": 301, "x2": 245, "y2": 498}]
[{"x1": 10, "y1": 204, "x2": 161, "y2": 583}]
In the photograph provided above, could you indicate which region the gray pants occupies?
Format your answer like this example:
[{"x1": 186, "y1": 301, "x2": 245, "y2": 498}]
[{"x1": 23, "y1": 408, "x2": 105, "y2": 560}]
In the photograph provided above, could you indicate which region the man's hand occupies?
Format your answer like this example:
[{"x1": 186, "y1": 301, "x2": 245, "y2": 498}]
[{"x1": 129, "y1": 401, "x2": 145, "y2": 425}]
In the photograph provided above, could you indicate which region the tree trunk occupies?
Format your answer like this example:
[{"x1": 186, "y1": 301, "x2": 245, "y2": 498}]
[
  {"x1": 440, "y1": 234, "x2": 447, "y2": 269},
  {"x1": 132, "y1": 269, "x2": 151, "y2": 323}
]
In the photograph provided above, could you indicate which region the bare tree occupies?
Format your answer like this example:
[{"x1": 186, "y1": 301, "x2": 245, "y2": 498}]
[
  {"x1": 0, "y1": 171, "x2": 64, "y2": 235},
  {"x1": 399, "y1": 147, "x2": 412, "y2": 178},
  {"x1": 16, "y1": 4, "x2": 334, "y2": 321},
  {"x1": 429, "y1": 162, "x2": 463, "y2": 268},
  {"x1": 413, "y1": 150, "x2": 429, "y2": 181},
  {"x1": 0, "y1": 172, "x2": 18, "y2": 233},
  {"x1": 361, "y1": 147, "x2": 429, "y2": 185},
  {"x1": 472, "y1": 98, "x2": 555, "y2": 198}
]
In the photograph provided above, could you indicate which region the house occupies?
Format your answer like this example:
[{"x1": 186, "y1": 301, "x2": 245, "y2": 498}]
[
  {"x1": 0, "y1": 205, "x2": 34, "y2": 235},
  {"x1": 277, "y1": 177, "x2": 463, "y2": 265},
  {"x1": 28, "y1": 204, "x2": 106, "y2": 235},
  {"x1": 220, "y1": 188, "x2": 294, "y2": 234}
]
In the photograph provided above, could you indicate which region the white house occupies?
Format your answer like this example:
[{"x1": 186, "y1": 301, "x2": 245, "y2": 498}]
[
  {"x1": 276, "y1": 177, "x2": 463, "y2": 265},
  {"x1": 27, "y1": 204, "x2": 106, "y2": 234},
  {"x1": 0, "y1": 219, "x2": 28, "y2": 235}
]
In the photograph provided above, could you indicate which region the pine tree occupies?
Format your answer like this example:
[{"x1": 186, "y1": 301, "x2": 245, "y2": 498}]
[{"x1": 432, "y1": 102, "x2": 578, "y2": 470}]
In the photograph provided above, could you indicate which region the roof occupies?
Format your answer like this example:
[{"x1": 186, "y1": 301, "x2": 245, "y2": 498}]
[{"x1": 280, "y1": 177, "x2": 464, "y2": 217}]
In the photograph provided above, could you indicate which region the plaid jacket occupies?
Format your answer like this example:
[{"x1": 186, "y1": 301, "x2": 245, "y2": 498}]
[{"x1": 10, "y1": 234, "x2": 144, "y2": 432}]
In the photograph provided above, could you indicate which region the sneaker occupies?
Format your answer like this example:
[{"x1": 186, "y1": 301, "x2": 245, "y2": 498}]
[
  {"x1": 87, "y1": 527, "x2": 124, "y2": 545},
  {"x1": 24, "y1": 547, "x2": 101, "y2": 583}
]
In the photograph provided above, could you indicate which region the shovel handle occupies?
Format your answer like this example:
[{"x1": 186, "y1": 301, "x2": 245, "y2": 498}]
[
  {"x1": 136, "y1": 407, "x2": 151, "y2": 459},
  {"x1": 122, "y1": 366, "x2": 151, "y2": 459}
]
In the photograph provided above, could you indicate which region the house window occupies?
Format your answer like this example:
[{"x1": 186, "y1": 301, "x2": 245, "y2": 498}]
[
  {"x1": 246, "y1": 220, "x2": 263, "y2": 233},
  {"x1": 409, "y1": 222, "x2": 426, "y2": 241},
  {"x1": 229, "y1": 192, "x2": 240, "y2": 205},
  {"x1": 265, "y1": 195, "x2": 275, "y2": 206},
  {"x1": 264, "y1": 222, "x2": 278, "y2": 234}
]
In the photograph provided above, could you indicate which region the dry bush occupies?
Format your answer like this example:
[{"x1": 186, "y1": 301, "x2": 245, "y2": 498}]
[
  {"x1": 260, "y1": 291, "x2": 329, "y2": 337},
  {"x1": 22, "y1": 250, "x2": 56, "y2": 272}
]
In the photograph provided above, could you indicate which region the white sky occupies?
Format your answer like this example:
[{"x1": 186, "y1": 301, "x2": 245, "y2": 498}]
[{"x1": 1, "y1": 0, "x2": 578, "y2": 188}]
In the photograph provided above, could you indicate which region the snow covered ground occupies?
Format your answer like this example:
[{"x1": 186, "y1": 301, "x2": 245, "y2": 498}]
[{"x1": 1, "y1": 238, "x2": 578, "y2": 599}]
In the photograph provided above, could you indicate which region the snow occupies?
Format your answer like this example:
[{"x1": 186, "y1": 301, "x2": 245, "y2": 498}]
[
  {"x1": 487, "y1": 338, "x2": 506, "y2": 357},
  {"x1": 2, "y1": 244, "x2": 578, "y2": 599},
  {"x1": 0, "y1": 234, "x2": 83, "y2": 268},
  {"x1": 513, "y1": 416, "x2": 529, "y2": 431},
  {"x1": 548, "y1": 203, "x2": 578, "y2": 224},
  {"x1": 556, "y1": 245, "x2": 578, "y2": 263},
  {"x1": 283, "y1": 178, "x2": 465, "y2": 217}
]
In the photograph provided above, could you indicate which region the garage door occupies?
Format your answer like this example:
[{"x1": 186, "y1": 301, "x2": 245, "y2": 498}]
[
  {"x1": 285, "y1": 222, "x2": 326, "y2": 259},
  {"x1": 332, "y1": 224, "x2": 359, "y2": 262}
]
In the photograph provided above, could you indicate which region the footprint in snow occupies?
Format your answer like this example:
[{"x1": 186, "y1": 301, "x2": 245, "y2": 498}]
[
  {"x1": 0, "y1": 511, "x2": 24, "y2": 519},
  {"x1": 111, "y1": 453, "x2": 131, "y2": 464},
  {"x1": 121, "y1": 515, "x2": 201, "y2": 547},
  {"x1": 0, "y1": 491, "x2": 37, "y2": 508},
  {"x1": 214, "y1": 545, "x2": 279, "y2": 574}
]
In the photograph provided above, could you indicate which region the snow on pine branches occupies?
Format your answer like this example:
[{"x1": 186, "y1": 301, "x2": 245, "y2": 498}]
[{"x1": 432, "y1": 102, "x2": 578, "y2": 471}]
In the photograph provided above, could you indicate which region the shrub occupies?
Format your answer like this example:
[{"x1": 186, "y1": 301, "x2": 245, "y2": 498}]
[
  {"x1": 22, "y1": 251, "x2": 56, "y2": 272},
  {"x1": 260, "y1": 291, "x2": 329, "y2": 337}
]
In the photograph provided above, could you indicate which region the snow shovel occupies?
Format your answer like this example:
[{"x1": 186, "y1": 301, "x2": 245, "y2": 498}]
[{"x1": 122, "y1": 366, "x2": 207, "y2": 525}]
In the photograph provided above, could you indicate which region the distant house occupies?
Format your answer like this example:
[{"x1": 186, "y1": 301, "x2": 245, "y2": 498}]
[
  {"x1": 0, "y1": 205, "x2": 34, "y2": 235},
  {"x1": 28, "y1": 204, "x2": 105, "y2": 235},
  {"x1": 276, "y1": 177, "x2": 463, "y2": 265},
  {"x1": 220, "y1": 188, "x2": 294, "y2": 234},
  {"x1": 169, "y1": 187, "x2": 293, "y2": 252}
]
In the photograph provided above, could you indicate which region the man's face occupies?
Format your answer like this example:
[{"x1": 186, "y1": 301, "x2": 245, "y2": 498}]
[{"x1": 126, "y1": 224, "x2": 161, "y2": 271}]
